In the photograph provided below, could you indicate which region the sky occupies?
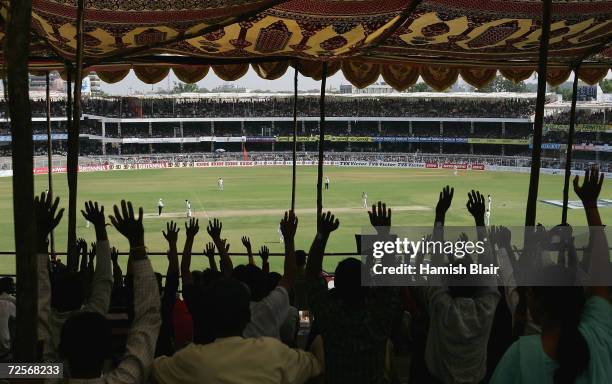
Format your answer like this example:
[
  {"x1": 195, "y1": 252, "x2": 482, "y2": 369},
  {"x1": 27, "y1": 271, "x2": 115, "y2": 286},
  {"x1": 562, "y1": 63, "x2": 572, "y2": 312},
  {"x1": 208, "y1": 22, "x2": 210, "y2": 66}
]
[{"x1": 100, "y1": 67, "x2": 352, "y2": 95}]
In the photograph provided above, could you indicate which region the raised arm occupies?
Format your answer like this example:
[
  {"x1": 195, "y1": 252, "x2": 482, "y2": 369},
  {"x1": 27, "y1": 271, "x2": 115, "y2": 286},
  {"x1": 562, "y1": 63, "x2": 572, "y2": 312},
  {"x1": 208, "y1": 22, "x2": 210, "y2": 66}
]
[
  {"x1": 466, "y1": 190, "x2": 491, "y2": 264},
  {"x1": 207, "y1": 218, "x2": 232, "y2": 277},
  {"x1": 81, "y1": 201, "x2": 113, "y2": 314},
  {"x1": 573, "y1": 167, "x2": 609, "y2": 298},
  {"x1": 305, "y1": 212, "x2": 340, "y2": 281},
  {"x1": 204, "y1": 242, "x2": 218, "y2": 272},
  {"x1": 259, "y1": 245, "x2": 270, "y2": 274},
  {"x1": 35, "y1": 192, "x2": 64, "y2": 360},
  {"x1": 242, "y1": 236, "x2": 255, "y2": 266},
  {"x1": 180, "y1": 218, "x2": 199, "y2": 286},
  {"x1": 278, "y1": 211, "x2": 298, "y2": 290},
  {"x1": 110, "y1": 247, "x2": 123, "y2": 289},
  {"x1": 433, "y1": 186, "x2": 453, "y2": 265},
  {"x1": 107, "y1": 200, "x2": 161, "y2": 382},
  {"x1": 367, "y1": 201, "x2": 392, "y2": 270},
  {"x1": 159, "y1": 220, "x2": 180, "y2": 357}
]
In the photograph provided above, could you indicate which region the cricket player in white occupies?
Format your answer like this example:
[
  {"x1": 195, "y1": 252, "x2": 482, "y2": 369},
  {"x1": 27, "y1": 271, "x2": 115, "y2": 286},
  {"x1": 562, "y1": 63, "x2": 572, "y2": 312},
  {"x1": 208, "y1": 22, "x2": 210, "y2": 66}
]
[
  {"x1": 486, "y1": 194, "x2": 492, "y2": 226},
  {"x1": 158, "y1": 198, "x2": 164, "y2": 216},
  {"x1": 325, "y1": 176, "x2": 330, "y2": 190},
  {"x1": 185, "y1": 200, "x2": 192, "y2": 218},
  {"x1": 218, "y1": 177, "x2": 224, "y2": 191},
  {"x1": 278, "y1": 224, "x2": 284, "y2": 243},
  {"x1": 362, "y1": 192, "x2": 368, "y2": 208}
]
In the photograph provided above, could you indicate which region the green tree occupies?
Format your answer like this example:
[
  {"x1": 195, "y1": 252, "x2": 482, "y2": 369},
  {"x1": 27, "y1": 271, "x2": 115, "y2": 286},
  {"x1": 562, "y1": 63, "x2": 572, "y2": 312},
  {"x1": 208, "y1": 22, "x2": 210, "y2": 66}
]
[
  {"x1": 599, "y1": 78, "x2": 612, "y2": 93},
  {"x1": 172, "y1": 82, "x2": 200, "y2": 93},
  {"x1": 407, "y1": 82, "x2": 432, "y2": 92},
  {"x1": 476, "y1": 76, "x2": 528, "y2": 93}
]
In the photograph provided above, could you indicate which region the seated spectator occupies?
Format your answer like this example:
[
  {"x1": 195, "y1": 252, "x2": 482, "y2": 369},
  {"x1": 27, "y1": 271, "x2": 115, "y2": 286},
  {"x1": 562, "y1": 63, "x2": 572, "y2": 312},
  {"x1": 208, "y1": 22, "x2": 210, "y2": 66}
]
[
  {"x1": 305, "y1": 208, "x2": 401, "y2": 384},
  {"x1": 491, "y1": 167, "x2": 611, "y2": 384},
  {"x1": 152, "y1": 273, "x2": 321, "y2": 383},
  {"x1": 0, "y1": 277, "x2": 15, "y2": 361}
]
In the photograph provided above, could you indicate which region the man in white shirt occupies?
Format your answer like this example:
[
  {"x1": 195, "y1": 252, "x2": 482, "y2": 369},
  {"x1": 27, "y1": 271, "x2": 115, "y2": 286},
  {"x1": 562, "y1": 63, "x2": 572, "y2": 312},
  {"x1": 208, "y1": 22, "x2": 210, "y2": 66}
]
[
  {"x1": 152, "y1": 278, "x2": 321, "y2": 384},
  {"x1": 185, "y1": 200, "x2": 192, "y2": 218},
  {"x1": 218, "y1": 177, "x2": 224, "y2": 191},
  {"x1": 158, "y1": 198, "x2": 164, "y2": 216},
  {"x1": 325, "y1": 176, "x2": 330, "y2": 190},
  {"x1": 37, "y1": 197, "x2": 161, "y2": 383},
  {"x1": 0, "y1": 278, "x2": 15, "y2": 360}
]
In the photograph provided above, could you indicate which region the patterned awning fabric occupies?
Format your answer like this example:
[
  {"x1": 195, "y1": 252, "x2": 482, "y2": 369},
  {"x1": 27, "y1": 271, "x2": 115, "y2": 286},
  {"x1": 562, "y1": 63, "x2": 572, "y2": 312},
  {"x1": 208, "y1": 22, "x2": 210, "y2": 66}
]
[{"x1": 1, "y1": 0, "x2": 611, "y2": 90}]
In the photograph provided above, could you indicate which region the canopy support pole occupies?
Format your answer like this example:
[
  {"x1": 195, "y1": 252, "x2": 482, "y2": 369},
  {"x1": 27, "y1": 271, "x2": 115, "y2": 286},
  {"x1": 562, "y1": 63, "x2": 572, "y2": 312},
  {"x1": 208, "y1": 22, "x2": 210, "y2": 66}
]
[
  {"x1": 46, "y1": 71, "x2": 55, "y2": 257},
  {"x1": 291, "y1": 65, "x2": 298, "y2": 211},
  {"x1": 6, "y1": 0, "x2": 38, "y2": 361},
  {"x1": 561, "y1": 66, "x2": 581, "y2": 225},
  {"x1": 524, "y1": 0, "x2": 552, "y2": 227},
  {"x1": 316, "y1": 63, "x2": 328, "y2": 229},
  {"x1": 67, "y1": 0, "x2": 85, "y2": 270}
]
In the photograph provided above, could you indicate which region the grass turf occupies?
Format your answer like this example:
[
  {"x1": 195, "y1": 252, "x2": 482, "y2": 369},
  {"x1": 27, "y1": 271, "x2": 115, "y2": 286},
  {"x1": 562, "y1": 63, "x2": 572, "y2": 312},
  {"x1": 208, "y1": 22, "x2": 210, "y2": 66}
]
[{"x1": 0, "y1": 166, "x2": 609, "y2": 275}]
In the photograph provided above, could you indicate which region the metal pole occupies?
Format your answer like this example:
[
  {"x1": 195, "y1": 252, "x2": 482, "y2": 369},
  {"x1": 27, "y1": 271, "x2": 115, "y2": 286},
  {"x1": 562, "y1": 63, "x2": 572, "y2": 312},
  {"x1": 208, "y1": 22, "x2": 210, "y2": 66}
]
[
  {"x1": 46, "y1": 71, "x2": 55, "y2": 257},
  {"x1": 5, "y1": 0, "x2": 38, "y2": 361},
  {"x1": 316, "y1": 63, "x2": 328, "y2": 229},
  {"x1": 291, "y1": 66, "x2": 298, "y2": 211},
  {"x1": 524, "y1": 0, "x2": 552, "y2": 227},
  {"x1": 66, "y1": 0, "x2": 85, "y2": 270},
  {"x1": 561, "y1": 66, "x2": 581, "y2": 225}
]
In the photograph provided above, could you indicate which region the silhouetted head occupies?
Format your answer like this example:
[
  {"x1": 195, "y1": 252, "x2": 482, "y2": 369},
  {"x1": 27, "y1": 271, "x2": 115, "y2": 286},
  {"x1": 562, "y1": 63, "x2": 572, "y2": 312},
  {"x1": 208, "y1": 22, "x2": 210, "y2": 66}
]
[
  {"x1": 334, "y1": 258, "x2": 366, "y2": 308},
  {"x1": 59, "y1": 312, "x2": 111, "y2": 378},
  {"x1": 232, "y1": 264, "x2": 268, "y2": 301},
  {"x1": 200, "y1": 278, "x2": 251, "y2": 340},
  {"x1": 446, "y1": 259, "x2": 480, "y2": 298},
  {"x1": 201, "y1": 268, "x2": 223, "y2": 287},
  {"x1": 0, "y1": 277, "x2": 14, "y2": 295},
  {"x1": 528, "y1": 265, "x2": 588, "y2": 384},
  {"x1": 267, "y1": 272, "x2": 282, "y2": 293},
  {"x1": 51, "y1": 272, "x2": 85, "y2": 312},
  {"x1": 296, "y1": 250, "x2": 307, "y2": 268}
]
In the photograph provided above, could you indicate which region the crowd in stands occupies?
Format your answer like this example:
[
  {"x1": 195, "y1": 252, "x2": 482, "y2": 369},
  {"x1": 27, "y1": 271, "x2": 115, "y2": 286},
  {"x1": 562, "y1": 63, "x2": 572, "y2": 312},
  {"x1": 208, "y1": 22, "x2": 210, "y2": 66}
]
[
  {"x1": 544, "y1": 109, "x2": 611, "y2": 125},
  {"x1": 1, "y1": 166, "x2": 609, "y2": 383},
  {"x1": 22, "y1": 96, "x2": 540, "y2": 119}
]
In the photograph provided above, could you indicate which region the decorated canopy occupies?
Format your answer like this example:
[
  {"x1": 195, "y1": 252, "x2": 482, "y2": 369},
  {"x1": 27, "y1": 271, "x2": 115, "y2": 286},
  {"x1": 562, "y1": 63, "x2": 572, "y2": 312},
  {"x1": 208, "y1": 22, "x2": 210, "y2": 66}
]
[{"x1": 1, "y1": 0, "x2": 611, "y2": 90}]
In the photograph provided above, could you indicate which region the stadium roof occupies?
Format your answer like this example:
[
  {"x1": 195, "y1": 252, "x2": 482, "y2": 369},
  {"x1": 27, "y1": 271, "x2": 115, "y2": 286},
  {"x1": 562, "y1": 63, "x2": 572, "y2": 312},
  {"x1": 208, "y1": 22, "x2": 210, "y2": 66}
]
[{"x1": 1, "y1": 0, "x2": 611, "y2": 91}]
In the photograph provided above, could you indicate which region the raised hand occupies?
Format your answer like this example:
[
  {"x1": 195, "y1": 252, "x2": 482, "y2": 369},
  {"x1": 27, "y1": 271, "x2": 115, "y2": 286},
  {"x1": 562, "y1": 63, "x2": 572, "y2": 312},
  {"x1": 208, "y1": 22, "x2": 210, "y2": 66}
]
[
  {"x1": 204, "y1": 242, "x2": 218, "y2": 272},
  {"x1": 162, "y1": 221, "x2": 180, "y2": 247},
  {"x1": 81, "y1": 201, "x2": 105, "y2": 228},
  {"x1": 89, "y1": 242, "x2": 97, "y2": 262},
  {"x1": 185, "y1": 218, "x2": 199, "y2": 238},
  {"x1": 368, "y1": 201, "x2": 391, "y2": 232},
  {"x1": 573, "y1": 166, "x2": 604, "y2": 208},
  {"x1": 435, "y1": 185, "x2": 454, "y2": 222},
  {"x1": 242, "y1": 236, "x2": 254, "y2": 265},
  {"x1": 204, "y1": 242, "x2": 216, "y2": 259},
  {"x1": 319, "y1": 211, "x2": 339, "y2": 236},
  {"x1": 494, "y1": 226, "x2": 512, "y2": 249},
  {"x1": 219, "y1": 238, "x2": 230, "y2": 254},
  {"x1": 259, "y1": 245, "x2": 269, "y2": 263},
  {"x1": 241, "y1": 236, "x2": 252, "y2": 251},
  {"x1": 207, "y1": 218, "x2": 223, "y2": 241},
  {"x1": 34, "y1": 191, "x2": 64, "y2": 252},
  {"x1": 110, "y1": 246, "x2": 119, "y2": 264},
  {"x1": 77, "y1": 238, "x2": 88, "y2": 255},
  {"x1": 280, "y1": 211, "x2": 299, "y2": 240},
  {"x1": 466, "y1": 190, "x2": 486, "y2": 226},
  {"x1": 109, "y1": 200, "x2": 144, "y2": 247}
]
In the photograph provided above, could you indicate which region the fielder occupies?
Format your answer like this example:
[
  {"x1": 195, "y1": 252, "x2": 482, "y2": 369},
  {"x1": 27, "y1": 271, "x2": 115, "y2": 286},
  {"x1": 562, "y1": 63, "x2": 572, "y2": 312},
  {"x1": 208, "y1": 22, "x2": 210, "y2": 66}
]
[
  {"x1": 218, "y1": 177, "x2": 224, "y2": 191},
  {"x1": 158, "y1": 198, "x2": 164, "y2": 216},
  {"x1": 185, "y1": 199, "x2": 192, "y2": 218},
  {"x1": 362, "y1": 192, "x2": 368, "y2": 208}
]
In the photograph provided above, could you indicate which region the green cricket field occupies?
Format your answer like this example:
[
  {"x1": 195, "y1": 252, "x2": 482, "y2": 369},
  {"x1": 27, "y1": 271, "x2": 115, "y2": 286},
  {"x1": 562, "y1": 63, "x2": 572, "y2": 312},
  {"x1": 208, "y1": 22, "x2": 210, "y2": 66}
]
[{"x1": 0, "y1": 166, "x2": 609, "y2": 274}]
